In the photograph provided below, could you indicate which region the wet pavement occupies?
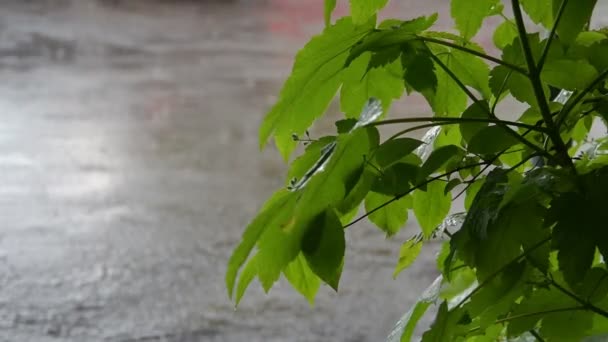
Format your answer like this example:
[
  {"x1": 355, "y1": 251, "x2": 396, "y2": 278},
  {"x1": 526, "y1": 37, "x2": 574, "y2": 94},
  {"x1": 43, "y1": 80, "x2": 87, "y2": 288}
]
[{"x1": 0, "y1": 1, "x2": 606, "y2": 341}]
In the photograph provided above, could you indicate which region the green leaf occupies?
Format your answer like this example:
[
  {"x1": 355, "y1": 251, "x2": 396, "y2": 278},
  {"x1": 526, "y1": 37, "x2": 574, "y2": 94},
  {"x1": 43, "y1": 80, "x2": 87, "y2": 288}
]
[
  {"x1": 283, "y1": 253, "x2": 321, "y2": 305},
  {"x1": 350, "y1": 0, "x2": 388, "y2": 25},
  {"x1": 365, "y1": 191, "x2": 411, "y2": 237},
  {"x1": 521, "y1": 0, "x2": 553, "y2": 28},
  {"x1": 259, "y1": 18, "x2": 374, "y2": 159},
  {"x1": 550, "y1": 192, "x2": 599, "y2": 288},
  {"x1": 467, "y1": 126, "x2": 520, "y2": 156},
  {"x1": 465, "y1": 261, "x2": 527, "y2": 326},
  {"x1": 461, "y1": 170, "x2": 508, "y2": 240},
  {"x1": 255, "y1": 128, "x2": 373, "y2": 291},
  {"x1": 324, "y1": 0, "x2": 337, "y2": 27},
  {"x1": 444, "y1": 179, "x2": 462, "y2": 195},
  {"x1": 418, "y1": 145, "x2": 463, "y2": 180},
  {"x1": 475, "y1": 205, "x2": 544, "y2": 280},
  {"x1": 302, "y1": 209, "x2": 345, "y2": 290},
  {"x1": 375, "y1": 138, "x2": 423, "y2": 168},
  {"x1": 451, "y1": 0, "x2": 499, "y2": 40},
  {"x1": 341, "y1": 54, "x2": 405, "y2": 118},
  {"x1": 465, "y1": 179, "x2": 484, "y2": 211},
  {"x1": 553, "y1": 0, "x2": 597, "y2": 44},
  {"x1": 226, "y1": 190, "x2": 297, "y2": 299},
  {"x1": 393, "y1": 238, "x2": 423, "y2": 278},
  {"x1": 336, "y1": 166, "x2": 375, "y2": 215},
  {"x1": 402, "y1": 43, "x2": 438, "y2": 100},
  {"x1": 399, "y1": 301, "x2": 432, "y2": 342},
  {"x1": 371, "y1": 162, "x2": 419, "y2": 195},
  {"x1": 541, "y1": 59, "x2": 598, "y2": 90},
  {"x1": 493, "y1": 21, "x2": 518, "y2": 50},
  {"x1": 413, "y1": 182, "x2": 451, "y2": 238},
  {"x1": 235, "y1": 254, "x2": 259, "y2": 305},
  {"x1": 460, "y1": 101, "x2": 490, "y2": 144},
  {"x1": 421, "y1": 301, "x2": 460, "y2": 342},
  {"x1": 387, "y1": 276, "x2": 442, "y2": 342},
  {"x1": 431, "y1": 49, "x2": 491, "y2": 115},
  {"x1": 287, "y1": 137, "x2": 336, "y2": 187},
  {"x1": 578, "y1": 267, "x2": 608, "y2": 303},
  {"x1": 507, "y1": 287, "x2": 591, "y2": 339}
]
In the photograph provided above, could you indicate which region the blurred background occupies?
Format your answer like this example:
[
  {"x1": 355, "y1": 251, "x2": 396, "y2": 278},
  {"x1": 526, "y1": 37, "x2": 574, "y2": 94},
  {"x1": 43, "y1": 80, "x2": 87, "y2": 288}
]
[{"x1": 0, "y1": 1, "x2": 606, "y2": 341}]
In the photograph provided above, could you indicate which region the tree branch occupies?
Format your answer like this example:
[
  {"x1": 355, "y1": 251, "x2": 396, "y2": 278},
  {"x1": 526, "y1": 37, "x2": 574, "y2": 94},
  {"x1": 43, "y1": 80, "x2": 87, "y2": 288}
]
[{"x1": 511, "y1": 0, "x2": 573, "y2": 170}]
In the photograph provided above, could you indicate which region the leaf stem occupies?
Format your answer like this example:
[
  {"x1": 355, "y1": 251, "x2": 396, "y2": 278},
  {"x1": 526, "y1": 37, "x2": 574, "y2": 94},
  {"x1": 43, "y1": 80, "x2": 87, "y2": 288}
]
[
  {"x1": 529, "y1": 330, "x2": 546, "y2": 342},
  {"x1": 557, "y1": 69, "x2": 608, "y2": 127},
  {"x1": 537, "y1": 0, "x2": 569, "y2": 71},
  {"x1": 372, "y1": 116, "x2": 549, "y2": 133},
  {"x1": 467, "y1": 306, "x2": 586, "y2": 334},
  {"x1": 549, "y1": 279, "x2": 608, "y2": 319},
  {"x1": 418, "y1": 36, "x2": 528, "y2": 75},
  {"x1": 429, "y1": 52, "x2": 554, "y2": 161},
  {"x1": 455, "y1": 236, "x2": 551, "y2": 308},
  {"x1": 343, "y1": 162, "x2": 487, "y2": 229},
  {"x1": 511, "y1": 0, "x2": 573, "y2": 170}
]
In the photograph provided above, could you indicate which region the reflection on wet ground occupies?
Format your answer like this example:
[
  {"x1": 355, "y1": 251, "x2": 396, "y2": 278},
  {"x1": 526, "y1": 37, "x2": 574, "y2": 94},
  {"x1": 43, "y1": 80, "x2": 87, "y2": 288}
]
[{"x1": 0, "y1": 1, "x2": 606, "y2": 341}]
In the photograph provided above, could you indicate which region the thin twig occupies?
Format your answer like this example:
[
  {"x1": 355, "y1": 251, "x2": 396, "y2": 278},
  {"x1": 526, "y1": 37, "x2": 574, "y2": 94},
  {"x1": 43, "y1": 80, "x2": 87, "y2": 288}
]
[
  {"x1": 455, "y1": 236, "x2": 551, "y2": 308},
  {"x1": 372, "y1": 116, "x2": 549, "y2": 133},
  {"x1": 343, "y1": 162, "x2": 487, "y2": 229},
  {"x1": 550, "y1": 280, "x2": 608, "y2": 319},
  {"x1": 429, "y1": 52, "x2": 554, "y2": 161},
  {"x1": 537, "y1": 0, "x2": 569, "y2": 71}
]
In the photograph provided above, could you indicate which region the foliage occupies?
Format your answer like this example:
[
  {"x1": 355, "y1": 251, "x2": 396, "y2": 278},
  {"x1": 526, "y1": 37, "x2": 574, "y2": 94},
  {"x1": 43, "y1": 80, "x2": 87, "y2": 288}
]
[{"x1": 228, "y1": 0, "x2": 608, "y2": 340}]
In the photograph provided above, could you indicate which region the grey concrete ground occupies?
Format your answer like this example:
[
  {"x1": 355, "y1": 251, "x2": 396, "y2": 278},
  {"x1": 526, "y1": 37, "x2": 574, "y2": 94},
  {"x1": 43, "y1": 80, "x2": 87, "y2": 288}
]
[{"x1": 0, "y1": 1, "x2": 606, "y2": 341}]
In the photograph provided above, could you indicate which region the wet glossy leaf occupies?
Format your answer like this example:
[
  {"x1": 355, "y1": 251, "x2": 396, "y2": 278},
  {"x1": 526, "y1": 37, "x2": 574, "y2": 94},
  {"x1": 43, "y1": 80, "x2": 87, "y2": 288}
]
[
  {"x1": 302, "y1": 209, "x2": 345, "y2": 290},
  {"x1": 493, "y1": 20, "x2": 518, "y2": 50},
  {"x1": 226, "y1": 190, "x2": 297, "y2": 299},
  {"x1": 365, "y1": 191, "x2": 411, "y2": 236},
  {"x1": 375, "y1": 138, "x2": 424, "y2": 168},
  {"x1": 386, "y1": 276, "x2": 442, "y2": 342},
  {"x1": 287, "y1": 137, "x2": 336, "y2": 187},
  {"x1": 256, "y1": 128, "x2": 373, "y2": 291},
  {"x1": 283, "y1": 253, "x2": 321, "y2": 305},
  {"x1": 413, "y1": 182, "x2": 451, "y2": 238},
  {"x1": 467, "y1": 126, "x2": 520, "y2": 156},
  {"x1": 350, "y1": 0, "x2": 388, "y2": 25},
  {"x1": 541, "y1": 59, "x2": 598, "y2": 90},
  {"x1": 451, "y1": 0, "x2": 499, "y2": 40},
  {"x1": 460, "y1": 101, "x2": 490, "y2": 144},
  {"x1": 553, "y1": 0, "x2": 597, "y2": 44},
  {"x1": 393, "y1": 238, "x2": 423, "y2": 278},
  {"x1": 461, "y1": 170, "x2": 508, "y2": 240},
  {"x1": 324, "y1": 0, "x2": 337, "y2": 26},
  {"x1": 259, "y1": 18, "x2": 374, "y2": 159}
]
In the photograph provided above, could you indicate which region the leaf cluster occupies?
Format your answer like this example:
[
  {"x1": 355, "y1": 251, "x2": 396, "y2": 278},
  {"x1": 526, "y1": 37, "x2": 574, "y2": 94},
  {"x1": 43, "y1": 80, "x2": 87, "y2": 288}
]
[{"x1": 228, "y1": 0, "x2": 608, "y2": 340}]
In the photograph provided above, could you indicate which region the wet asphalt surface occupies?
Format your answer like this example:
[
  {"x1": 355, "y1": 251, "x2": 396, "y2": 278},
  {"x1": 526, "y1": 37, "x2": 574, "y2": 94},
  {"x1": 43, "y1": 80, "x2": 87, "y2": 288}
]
[{"x1": 0, "y1": 1, "x2": 606, "y2": 341}]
